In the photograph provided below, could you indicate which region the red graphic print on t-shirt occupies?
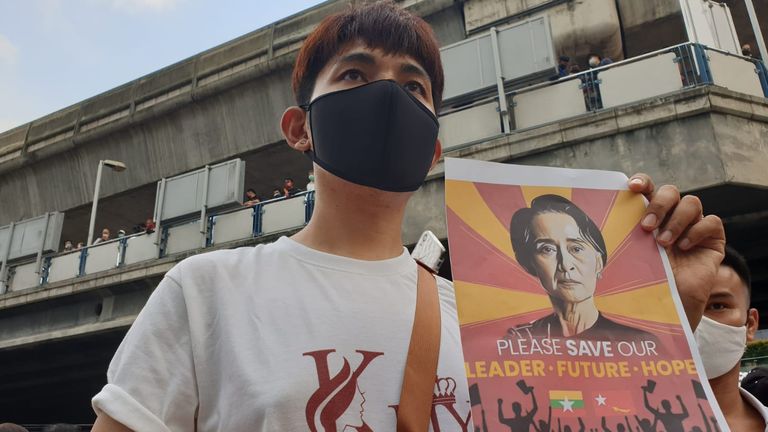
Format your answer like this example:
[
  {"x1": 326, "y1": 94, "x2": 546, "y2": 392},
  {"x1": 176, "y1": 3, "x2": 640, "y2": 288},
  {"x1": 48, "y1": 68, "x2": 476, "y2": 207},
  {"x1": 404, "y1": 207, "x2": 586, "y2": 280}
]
[
  {"x1": 304, "y1": 349, "x2": 383, "y2": 432},
  {"x1": 304, "y1": 349, "x2": 471, "y2": 431}
]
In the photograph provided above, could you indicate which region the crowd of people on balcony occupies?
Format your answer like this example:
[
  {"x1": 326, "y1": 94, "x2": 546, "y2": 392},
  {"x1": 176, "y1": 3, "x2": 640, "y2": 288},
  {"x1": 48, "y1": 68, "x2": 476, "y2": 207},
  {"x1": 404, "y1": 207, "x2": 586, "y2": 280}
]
[
  {"x1": 57, "y1": 171, "x2": 316, "y2": 253},
  {"x1": 549, "y1": 52, "x2": 614, "y2": 110},
  {"x1": 241, "y1": 171, "x2": 314, "y2": 208},
  {"x1": 60, "y1": 218, "x2": 156, "y2": 255},
  {"x1": 550, "y1": 52, "x2": 614, "y2": 81}
]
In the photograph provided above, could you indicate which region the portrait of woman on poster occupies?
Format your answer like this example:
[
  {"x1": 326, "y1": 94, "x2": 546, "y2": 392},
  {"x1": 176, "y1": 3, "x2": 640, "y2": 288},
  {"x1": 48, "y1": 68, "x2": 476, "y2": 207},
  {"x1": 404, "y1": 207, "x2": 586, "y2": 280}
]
[{"x1": 510, "y1": 194, "x2": 656, "y2": 341}]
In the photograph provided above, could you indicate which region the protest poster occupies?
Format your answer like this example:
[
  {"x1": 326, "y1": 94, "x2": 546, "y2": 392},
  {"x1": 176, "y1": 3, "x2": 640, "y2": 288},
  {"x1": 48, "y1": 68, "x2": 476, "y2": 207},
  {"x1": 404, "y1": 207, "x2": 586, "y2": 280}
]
[{"x1": 444, "y1": 157, "x2": 727, "y2": 432}]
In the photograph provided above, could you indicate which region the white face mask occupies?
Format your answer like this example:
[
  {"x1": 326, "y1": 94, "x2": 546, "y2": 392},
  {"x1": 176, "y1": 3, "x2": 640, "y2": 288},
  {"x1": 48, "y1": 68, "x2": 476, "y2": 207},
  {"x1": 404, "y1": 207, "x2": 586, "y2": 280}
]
[{"x1": 694, "y1": 316, "x2": 747, "y2": 379}]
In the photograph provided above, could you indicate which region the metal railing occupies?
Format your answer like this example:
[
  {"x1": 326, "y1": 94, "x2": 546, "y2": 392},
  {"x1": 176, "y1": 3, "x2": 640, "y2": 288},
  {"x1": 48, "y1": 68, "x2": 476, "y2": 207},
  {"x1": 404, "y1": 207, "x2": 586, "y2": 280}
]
[
  {"x1": 742, "y1": 355, "x2": 768, "y2": 371},
  {"x1": 2, "y1": 191, "x2": 316, "y2": 293},
  {"x1": 439, "y1": 42, "x2": 768, "y2": 152}
]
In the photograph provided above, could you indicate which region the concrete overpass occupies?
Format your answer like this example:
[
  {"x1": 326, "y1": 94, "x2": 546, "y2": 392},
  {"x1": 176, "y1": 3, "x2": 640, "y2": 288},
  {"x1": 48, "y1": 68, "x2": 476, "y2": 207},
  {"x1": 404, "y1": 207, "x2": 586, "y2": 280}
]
[{"x1": 0, "y1": 0, "x2": 766, "y2": 425}]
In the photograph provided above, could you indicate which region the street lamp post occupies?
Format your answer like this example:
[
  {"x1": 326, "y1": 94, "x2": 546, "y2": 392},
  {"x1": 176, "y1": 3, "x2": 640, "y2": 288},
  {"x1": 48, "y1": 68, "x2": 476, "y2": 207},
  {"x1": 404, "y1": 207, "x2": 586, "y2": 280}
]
[{"x1": 87, "y1": 159, "x2": 127, "y2": 246}]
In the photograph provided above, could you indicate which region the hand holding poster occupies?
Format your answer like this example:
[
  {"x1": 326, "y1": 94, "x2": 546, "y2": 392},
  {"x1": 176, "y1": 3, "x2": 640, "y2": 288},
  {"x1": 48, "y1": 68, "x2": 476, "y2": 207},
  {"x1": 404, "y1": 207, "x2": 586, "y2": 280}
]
[{"x1": 444, "y1": 158, "x2": 727, "y2": 432}]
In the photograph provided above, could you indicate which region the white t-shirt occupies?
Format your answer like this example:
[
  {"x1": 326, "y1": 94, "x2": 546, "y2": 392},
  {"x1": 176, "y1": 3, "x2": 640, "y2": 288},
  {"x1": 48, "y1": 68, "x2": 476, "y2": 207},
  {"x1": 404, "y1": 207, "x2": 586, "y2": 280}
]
[
  {"x1": 740, "y1": 387, "x2": 768, "y2": 432},
  {"x1": 92, "y1": 236, "x2": 471, "y2": 431}
]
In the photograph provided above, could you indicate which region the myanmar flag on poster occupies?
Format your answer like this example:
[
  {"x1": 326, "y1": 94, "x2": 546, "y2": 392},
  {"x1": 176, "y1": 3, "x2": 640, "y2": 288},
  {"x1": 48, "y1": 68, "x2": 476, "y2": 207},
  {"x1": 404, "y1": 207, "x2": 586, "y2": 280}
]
[
  {"x1": 445, "y1": 158, "x2": 728, "y2": 432},
  {"x1": 549, "y1": 390, "x2": 584, "y2": 417}
]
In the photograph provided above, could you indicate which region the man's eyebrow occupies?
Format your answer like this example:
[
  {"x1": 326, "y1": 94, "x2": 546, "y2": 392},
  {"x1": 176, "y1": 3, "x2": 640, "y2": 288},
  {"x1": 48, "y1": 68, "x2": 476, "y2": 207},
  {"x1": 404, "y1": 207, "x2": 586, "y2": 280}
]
[
  {"x1": 709, "y1": 291, "x2": 736, "y2": 301},
  {"x1": 400, "y1": 62, "x2": 429, "y2": 79},
  {"x1": 336, "y1": 52, "x2": 377, "y2": 66}
]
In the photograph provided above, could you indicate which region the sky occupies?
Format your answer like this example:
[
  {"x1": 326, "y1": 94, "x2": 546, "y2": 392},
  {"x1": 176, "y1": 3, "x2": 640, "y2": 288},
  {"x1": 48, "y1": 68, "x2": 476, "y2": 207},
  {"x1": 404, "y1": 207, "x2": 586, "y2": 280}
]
[{"x1": 0, "y1": 0, "x2": 326, "y2": 134}]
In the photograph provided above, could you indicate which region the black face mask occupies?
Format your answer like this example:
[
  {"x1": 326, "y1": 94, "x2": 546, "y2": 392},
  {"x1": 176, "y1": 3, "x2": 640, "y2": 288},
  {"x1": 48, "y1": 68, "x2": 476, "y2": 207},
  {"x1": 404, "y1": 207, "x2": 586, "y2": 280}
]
[{"x1": 303, "y1": 80, "x2": 439, "y2": 192}]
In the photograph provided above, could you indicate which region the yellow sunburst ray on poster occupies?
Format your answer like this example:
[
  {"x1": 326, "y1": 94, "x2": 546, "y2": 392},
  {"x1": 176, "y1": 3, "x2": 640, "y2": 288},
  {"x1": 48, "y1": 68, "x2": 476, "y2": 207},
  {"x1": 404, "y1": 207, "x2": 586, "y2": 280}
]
[
  {"x1": 455, "y1": 280, "x2": 551, "y2": 326},
  {"x1": 521, "y1": 186, "x2": 572, "y2": 208},
  {"x1": 600, "y1": 190, "x2": 647, "y2": 257},
  {"x1": 595, "y1": 282, "x2": 680, "y2": 325},
  {"x1": 445, "y1": 180, "x2": 516, "y2": 259}
]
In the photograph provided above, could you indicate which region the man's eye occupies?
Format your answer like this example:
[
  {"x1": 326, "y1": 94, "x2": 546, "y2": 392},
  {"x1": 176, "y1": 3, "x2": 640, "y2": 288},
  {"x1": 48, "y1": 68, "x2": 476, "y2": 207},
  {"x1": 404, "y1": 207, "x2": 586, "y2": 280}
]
[
  {"x1": 707, "y1": 303, "x2": 727, "y2": 311},
  {"x1": 404, "y1": 81, "x2": 426, "y2": 96},
  {"x1": 341, "y1": 70, "x2": 365, "y2": 82}
]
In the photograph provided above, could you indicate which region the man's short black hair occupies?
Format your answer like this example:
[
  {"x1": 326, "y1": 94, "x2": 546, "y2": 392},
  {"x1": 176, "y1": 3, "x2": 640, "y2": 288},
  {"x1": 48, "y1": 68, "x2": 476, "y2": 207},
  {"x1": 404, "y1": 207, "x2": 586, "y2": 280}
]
[
  {"x1": 246, "y1": 188, "x2": 256, "y2": 194},
  {"x1": 559, "y1": 55, "x2": 570, "y2": 62},
  {"x1": 722, "y1": 245, "x2": 752, "y2": 299},
  {"x1": 284, "y1": 177, "x2": 294, "y2": 182}
]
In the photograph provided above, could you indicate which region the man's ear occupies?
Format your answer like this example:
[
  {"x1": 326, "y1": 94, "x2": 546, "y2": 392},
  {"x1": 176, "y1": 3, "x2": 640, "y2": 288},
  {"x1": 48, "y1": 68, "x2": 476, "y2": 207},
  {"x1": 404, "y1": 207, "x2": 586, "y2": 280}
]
[
  {"x1": 429, "y1": 138, "x2": 442, "y2": 170},
  {"x1": 281, "y1": 106, "x2": 312, "y2": 152},
  {"x1": 747, "y1": 308, "x2": 760, "y2": 342}
]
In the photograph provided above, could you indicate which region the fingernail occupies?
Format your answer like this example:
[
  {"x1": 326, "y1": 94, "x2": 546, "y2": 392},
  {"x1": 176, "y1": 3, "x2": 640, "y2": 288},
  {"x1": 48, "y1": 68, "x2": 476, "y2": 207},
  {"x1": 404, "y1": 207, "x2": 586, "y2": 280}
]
[
  {"x1": 642, "y1": 214, "x2": 657, "y2": 227},
  {"x1": 659, "y1": 230, "x2": 673, "y2": 243},
  {"x1": 630, "y1": 178, "x2": 643, "y2": 186},
  {"x1": 679, "y1": 238, "x2": 691, "y2": 250}
]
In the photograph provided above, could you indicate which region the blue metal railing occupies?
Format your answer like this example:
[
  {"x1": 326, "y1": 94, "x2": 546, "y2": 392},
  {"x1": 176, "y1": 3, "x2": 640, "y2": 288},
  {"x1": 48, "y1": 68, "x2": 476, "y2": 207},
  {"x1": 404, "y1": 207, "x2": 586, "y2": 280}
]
[
  {"x1": 758, "y1": 62, "x2": 768, "y2": 97},
  {"x1": 7, "y1": 191, "x2": 318, "y2": 291},
  {"x1": 514, "y1": 43, "x2": 730, "y2": 115},
  {"x1": 0, "y1": 193, "x2": 310, "y2": 290},
  {"x1": 304, "y1": 190, "x2": 315, "y2": 223},
  {"x1": 692, "y1": 44, "x2": 713, "y2": 86},
  {"x1": 252, "y1": 203, "x2": 264, "y2": 237},
  {"x1": 41, "y1": 256, "x2": 52, "y2": 284},
  {"x1": 575, "y1": 43, "x2": 766, "y2": 109},
  {"x1": 78, "y1": 247, "x2": 87, "y2": 277},
  {"x1": 439, "y1": 42, "x2": 766, "y2": 150},
  {"x1": 205, "y1": 215, "x2": 215, "y2": 248},
  {"x1": 1, "y1": 189, "x2": 305, "y2": 294}
]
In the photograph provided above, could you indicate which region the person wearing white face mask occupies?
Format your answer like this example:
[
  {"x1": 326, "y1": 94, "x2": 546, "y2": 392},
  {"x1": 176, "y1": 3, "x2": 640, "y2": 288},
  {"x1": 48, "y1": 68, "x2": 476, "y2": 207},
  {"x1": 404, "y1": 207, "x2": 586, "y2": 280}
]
[
  {"x1": 306, "y1": 170, "x2": 315, "y2": 192},
  {"x1": 694, "y1": 246, "x2": 767, "y2": 431}
]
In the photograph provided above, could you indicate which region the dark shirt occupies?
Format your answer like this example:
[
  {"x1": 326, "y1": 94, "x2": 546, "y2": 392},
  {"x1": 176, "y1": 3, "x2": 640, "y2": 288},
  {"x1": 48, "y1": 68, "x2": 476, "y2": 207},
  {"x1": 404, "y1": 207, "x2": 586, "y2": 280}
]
[
  {"x1": 284, "y1": 186, "x2": 303, "y2": 197},
  {"x1": 525, "y1": 313, "x2": 658, "y2": 343},
  {"x1": 549, "y1": 65, "x2": 569, "y2": 81}
]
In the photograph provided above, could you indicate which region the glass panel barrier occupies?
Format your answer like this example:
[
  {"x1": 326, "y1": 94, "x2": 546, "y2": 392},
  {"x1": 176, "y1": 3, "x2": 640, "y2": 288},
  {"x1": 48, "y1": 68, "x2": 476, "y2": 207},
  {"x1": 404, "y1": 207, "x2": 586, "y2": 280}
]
[
  {"x1": 124, "y1": 232, "x2": 159, "y2": 265},
  {"x1": 707, "y1": 50, "x2": 764, "y2": 98},
  {"x1": 47, "y1": 251, "x2": 81, "y2": 284},
  {"x1": 600, "y1": 52, "x2": 683, "y2": 109},
  {"x1": 211, "y1": 207, "x2": 254, "y2": 245},
  {"x1": 8, "y1": 262, "x2": 40, "y2": 292},
  {"x1": 262, "y1": 196, "x2": 307, "y2": 235},
  {"x1": 84, "y1": 241, "x2": 121, "y2": 275},
  {"x1": 439, "y1": 101, "x2": 502, "y2": 151},
  {"x1": 512, "y1": 78, "x2": 586, "y2": 129},
  {"x1": 165, "y1": 220, "x2": 203, "y2": 255}
]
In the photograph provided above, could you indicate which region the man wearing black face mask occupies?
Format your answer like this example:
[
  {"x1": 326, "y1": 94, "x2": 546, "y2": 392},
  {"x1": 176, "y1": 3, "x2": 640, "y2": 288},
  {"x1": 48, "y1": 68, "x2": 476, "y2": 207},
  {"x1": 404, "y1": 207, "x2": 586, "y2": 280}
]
[
  {"x1": 92, "y1": 2, "x2": 725, "y2": 431},
  {"x1": 694, "y1": 246, "x2": 767, "y2": 431}
]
